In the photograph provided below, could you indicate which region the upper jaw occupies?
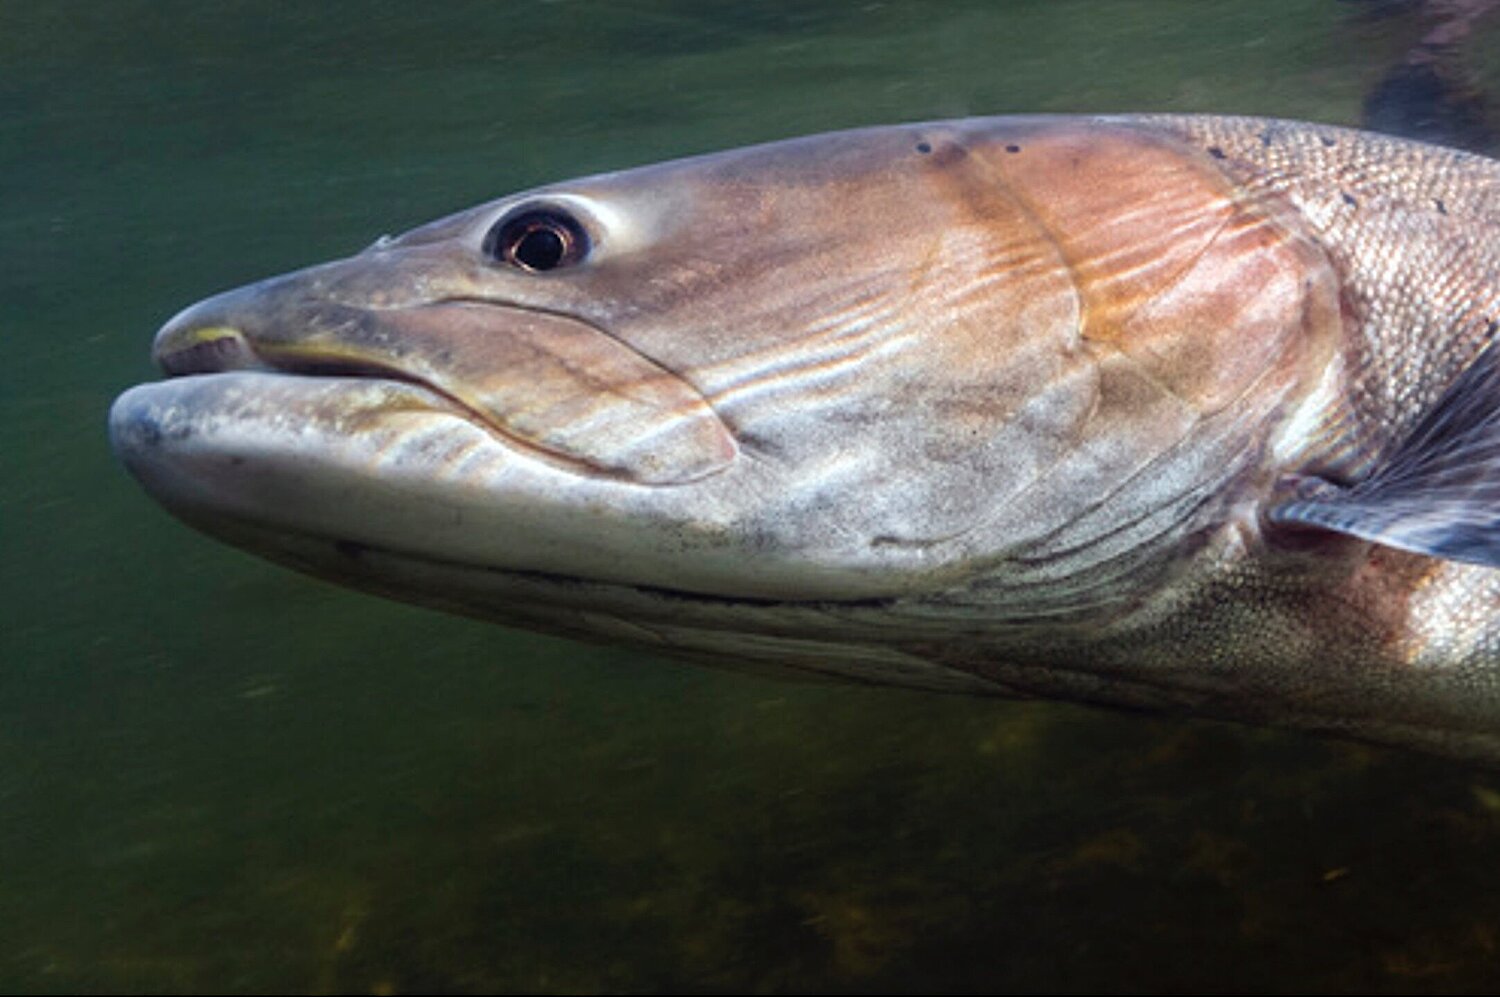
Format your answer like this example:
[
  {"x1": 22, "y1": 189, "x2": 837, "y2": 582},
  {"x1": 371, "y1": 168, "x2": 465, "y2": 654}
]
[{"x1": 143, "y1": 260, "x2": 740, "y2": 486}]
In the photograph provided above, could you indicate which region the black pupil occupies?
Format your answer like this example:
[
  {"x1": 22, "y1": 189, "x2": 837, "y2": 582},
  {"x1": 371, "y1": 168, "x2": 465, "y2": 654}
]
[
  {"x1": 512, "y1": 223, "x2": 566, "y2": 271},
  {"x1": 486, "y1": 208, "x2": 588, "y2": 272}
]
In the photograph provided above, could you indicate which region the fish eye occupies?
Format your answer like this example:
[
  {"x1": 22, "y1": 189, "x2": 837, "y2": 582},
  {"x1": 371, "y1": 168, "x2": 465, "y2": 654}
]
[{"x1": 484, "y1": 207, "x2": 590, "y2": 273}]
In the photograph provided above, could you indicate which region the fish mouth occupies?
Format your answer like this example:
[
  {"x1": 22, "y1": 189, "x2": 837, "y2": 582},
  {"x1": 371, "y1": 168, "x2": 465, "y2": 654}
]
[
  {"x1": 148, "y1": 298, "x2": 739, "y2": 486},
  {"x1": 154, "y1": 322, "x2": 500, "y2": 442}
]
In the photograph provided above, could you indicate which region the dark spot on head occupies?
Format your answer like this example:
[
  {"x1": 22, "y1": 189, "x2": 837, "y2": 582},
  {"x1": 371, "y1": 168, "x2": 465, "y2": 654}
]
[
  {"x1": 334, "y1": 539, "x2": 369, "y2": 560},
  {"x1": 1321, "y1": 135, "x2": 1337, "y2": 147},
  {"x1": 229, "y1": 455, "x2": 245, "y2": 467},
  {"x1": 1005, "y1": 144, "x2": 1021, "y2": 154},
  {"x1": 1341, "y1": 191, "x2": 1358, "y2": 208},
  {"x1": 1207, "y1": 146, "x2": 1226, "y2": 160},
  {"x1": 1486, "y1": 318, "x2": 1498, "y2": 337},
  {"x1": 129, "y1": 415, "x2": 163, "y2": 448},
  {"x1": 1435, "y1": 198, "x2": 1449, "y2": 215},
  {"x1": 921, "y1": 139, "x2": 970, "y2": 167},
  {"x1": 1258, "y1": 128, "x2": 1274, "y2": 147},
  {"x1": 915, "y1": 141, "x2": 932, "y2": 154}
]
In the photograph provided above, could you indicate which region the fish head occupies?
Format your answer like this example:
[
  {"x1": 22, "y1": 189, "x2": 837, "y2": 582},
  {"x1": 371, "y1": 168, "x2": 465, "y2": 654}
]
[{"x1": 110, "y1": 118, "x2": 1341, "y2": 622}]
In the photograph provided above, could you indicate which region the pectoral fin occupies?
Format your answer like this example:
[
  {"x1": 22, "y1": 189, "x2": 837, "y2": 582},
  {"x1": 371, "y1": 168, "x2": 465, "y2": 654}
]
[{"x1": 1268, "y1": 338, "x2": 1500, "y2": 568}]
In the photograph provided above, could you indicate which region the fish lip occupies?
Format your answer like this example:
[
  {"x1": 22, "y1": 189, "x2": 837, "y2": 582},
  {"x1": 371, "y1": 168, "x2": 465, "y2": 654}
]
[
  {"x1": 153, "y1": 294, "x2": 541, "y2": 418},
  {"x1": 153, "y1": 340, "x2": 577, "y2": 500},
  {"x1": 151, "y1": 320, "x2": 505, "y2": 435},
  {"x1": 150, "y1": 296, "x2": 610, "y2": 401},
  {"x1": 144, "y1": 302, "x2": 728, "y2": 484},
  {"x1": 155, "y1": 295, "x2": 739, "y2": 485},
  {"x1": 110, "y1": 368, "x2": 458, "y2": 446}
]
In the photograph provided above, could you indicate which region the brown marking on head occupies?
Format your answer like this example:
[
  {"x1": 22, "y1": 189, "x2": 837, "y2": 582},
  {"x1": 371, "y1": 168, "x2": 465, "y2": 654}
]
[{"x1": 913, "y1": 121, "x2": 1344, "y2": 419}]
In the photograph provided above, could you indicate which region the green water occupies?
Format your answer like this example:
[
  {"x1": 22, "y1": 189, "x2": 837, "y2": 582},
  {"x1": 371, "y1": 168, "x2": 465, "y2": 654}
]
[{"x1": 6, "y1": 0, "x2": 1500, "y2": 991}]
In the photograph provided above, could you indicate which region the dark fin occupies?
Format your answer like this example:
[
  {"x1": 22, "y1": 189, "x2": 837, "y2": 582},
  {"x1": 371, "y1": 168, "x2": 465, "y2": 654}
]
[
  {"x1": 1268, "y1": 339, "x2": 1500, "y2": 568},
  {"x1": 1363, "y1": 61, "x2": 1496, "y2": 155}
]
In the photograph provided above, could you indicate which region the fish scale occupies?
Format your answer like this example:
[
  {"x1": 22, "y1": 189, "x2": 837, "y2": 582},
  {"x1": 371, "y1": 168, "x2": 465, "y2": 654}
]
[{"x1": 1142, "y1": 115, "x2": 1500, "y2": 461}]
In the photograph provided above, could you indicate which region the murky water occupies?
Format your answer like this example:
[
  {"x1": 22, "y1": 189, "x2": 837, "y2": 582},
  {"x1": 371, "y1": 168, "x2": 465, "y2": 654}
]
[{"x1": 6, "y1": 0, "x2": 1500, "y2": 991}]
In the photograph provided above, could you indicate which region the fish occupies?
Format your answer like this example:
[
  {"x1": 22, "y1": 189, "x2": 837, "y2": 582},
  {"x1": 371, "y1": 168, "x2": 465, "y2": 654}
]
[{"x1": 109, "y1": 114, "x2": 1500, "y2": 763}]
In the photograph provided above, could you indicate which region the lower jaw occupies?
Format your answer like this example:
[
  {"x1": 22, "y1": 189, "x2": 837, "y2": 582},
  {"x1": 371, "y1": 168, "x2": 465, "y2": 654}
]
[{"x1": 189, "y1": 515, "x2": 1013, "y2": 696}]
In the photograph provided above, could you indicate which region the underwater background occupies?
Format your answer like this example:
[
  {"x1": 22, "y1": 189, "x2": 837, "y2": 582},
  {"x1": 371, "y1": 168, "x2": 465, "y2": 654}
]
[{"x1": 5, "y1": 0, "x2": 1500, "y2": 991}]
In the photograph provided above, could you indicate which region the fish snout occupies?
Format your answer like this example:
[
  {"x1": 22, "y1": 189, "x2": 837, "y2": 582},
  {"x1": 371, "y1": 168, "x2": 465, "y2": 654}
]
[
  {"x1": 151, "y1": 267, "x2": 357, "y2": 376},
  {"x1": 153, "y1": 285, "x2": 275, "y2": 376},
  {"x1": 147, "y1": 265, "x2": 739, "y2": 486}
]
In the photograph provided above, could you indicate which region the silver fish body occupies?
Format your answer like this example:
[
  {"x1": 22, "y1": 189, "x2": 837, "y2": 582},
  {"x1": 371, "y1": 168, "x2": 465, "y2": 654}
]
[{"x1": 110, "y1": 115, "x2": 1500, "y2": 762}]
